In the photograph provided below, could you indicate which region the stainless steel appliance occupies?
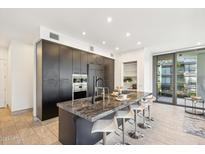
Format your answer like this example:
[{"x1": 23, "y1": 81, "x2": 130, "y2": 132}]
[{"x1": 72, "y1": 74, "x2": 87, "y2": 100}]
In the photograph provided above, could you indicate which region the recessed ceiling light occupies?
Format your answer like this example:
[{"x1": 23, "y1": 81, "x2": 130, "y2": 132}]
[
  {"x1": 137, "y1": 41, "x2": 141, "y2": 45},
  {"x1": 197, "y1": 42, "x2": 201, "y2": 45},
  {"x1": 82, "y1": 32, "x2": 86, "y2": 36},
  {"x1": 102, "y1": 41, "x2": 106, "y2": 45},
  {"x1": 115, "y1": 47, "x2": 119, "y2": 51},
  {"x1": 126, "y1": 32, "x2": 131, "y2": 37},
  {"x1": 107, "y1": 17, "x2": 112, "y2": 23}
]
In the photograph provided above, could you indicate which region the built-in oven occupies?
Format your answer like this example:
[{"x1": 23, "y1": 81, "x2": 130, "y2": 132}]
[{"x1": 72, "y1": 74, "x2": 87, "y2": 100}]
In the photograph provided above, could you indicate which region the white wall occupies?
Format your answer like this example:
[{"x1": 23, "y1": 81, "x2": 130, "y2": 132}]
[
  {"x1": 115, "y1": 49, "x2": 145, "y2": 91},
  {"x1": 40, "y1": 26, "x2": 115, "y2": 59},
  {"x1": 8, "y1": 41, "x2": 34, "y2": 112},
  {"x1": 0, "y1": 47, "x2": 8, "y2": 60},
  {"x1": 0, "y1": 47, "x2": 8, "y2": 107}
]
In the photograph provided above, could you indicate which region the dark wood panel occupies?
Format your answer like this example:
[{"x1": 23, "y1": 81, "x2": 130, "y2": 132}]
[
  {"x1": 87, "y1": 53, "x2": 96, "y2": 64},
  {"x1": 80, "y1": 51, "x2": 88, "y2": 74},
  {"x1": 72, "y1": 49, "x2": 81, "y2": 74},
  {"x1": 88, "y1": 69, "x2": 95, "y2": 97},
  {"x1": 95, "y1": 55, "x2": 104, "y2": 65},
  {"x1": 104, "y1": 57, "x2": 114, "y2": 92},
  {"x1": 42, "y1": 79, "x2": 59, "y2": 120},
  {"x1": 60, "y1": 46, "x2": 73, "y2": 79},
  {"x1": 59, "y1": 79, "x2": 72, "y2": 102},
  {"x1": 42, "y1": 41, "x2": 59, "y2": 80},
  {"x1": 59, "y1": 108, "x2": 76, "y2": 145}
]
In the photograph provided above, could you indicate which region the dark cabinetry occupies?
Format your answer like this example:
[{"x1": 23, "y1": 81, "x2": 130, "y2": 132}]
[
  {"x1": 104, "y1": 58, "x2": 114, "y2": 92},
  {"x1": 73, "y1": 50, "x2": 88, "y2": 74},
  {"x1": 87, "y1": 53, "x2": 104, "y2": 65},
  {"x1": 43, "y1": 41, "x2": 59, "y2": 80},
  {"x1": 72, "y1": 49, "x2": 81, "y2": 74},
  {"x1": 36, "y1": 39, "x2": 114, "y2": 121},
  {"x1": 80, "y1": 51, "x2": 88, "y2": 74},
  {"x1": 59, "y1": 46, "x2": 73, "y2": 102},
  {"x1": 37, "y1": 40, "x2": 73, "y2": 120}
]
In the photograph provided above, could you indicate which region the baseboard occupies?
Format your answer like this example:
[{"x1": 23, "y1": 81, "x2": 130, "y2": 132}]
[{"x1": 11, "y1": 108, "x2": 33, "y2": 116}]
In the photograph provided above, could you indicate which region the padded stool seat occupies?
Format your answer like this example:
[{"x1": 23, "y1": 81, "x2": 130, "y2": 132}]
[
  {"x1": 115, "y1": 109, "x2": 133, "y2": 145},
  {"x1": 91, "y1": 119, "x2": 117, "y2": 145}
]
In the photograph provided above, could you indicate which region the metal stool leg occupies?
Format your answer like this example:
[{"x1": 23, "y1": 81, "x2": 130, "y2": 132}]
[
  {"x1": 119, "y1": 118, "x2": 130, "y2": 145},
  {"x1": 148, "y1": 105, "x2": 154, "y2": 121},
  {"x1": 138, "y1": 109, "x2": 151, "y2": 129},
  {"x1": 103, "y1": 132, "x2": 107, "y2": 145},
  {"x1": 128, "y1": 110, "x2": 144, "y2": 139}
]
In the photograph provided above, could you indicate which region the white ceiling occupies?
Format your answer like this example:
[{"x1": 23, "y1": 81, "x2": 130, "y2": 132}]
[{"x1": 0, "y1": 8, "x2": 205, "y2": 52}]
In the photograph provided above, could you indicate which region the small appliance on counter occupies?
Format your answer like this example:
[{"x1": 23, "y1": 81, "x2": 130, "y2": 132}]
[{"x1": 72, "y1": 74, "x2": 88, "y2": 100}]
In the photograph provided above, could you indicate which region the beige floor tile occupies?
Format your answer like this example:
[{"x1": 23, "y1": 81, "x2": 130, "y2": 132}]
[
  {"x1": 2, "y1": 126, "x2": 18, "y2": 137},
  {"x1": 41, "y1": 133, "x2": 58, "y2": 145},
  {"x1": 18, "y1": 128, "x2": 36, "y2": 139},
  {"x1": 21, "y1": 134, "x2": 42, "y2": 145},
  {"x1": 3, "y1": 134, "x2": 22, "y2": 145},
  {"x1": 15, "y1": 121, "x2": 30, "y2": 130},
  {"x1": 33, "y1": 125, "x2": 54, "y2": 138}
]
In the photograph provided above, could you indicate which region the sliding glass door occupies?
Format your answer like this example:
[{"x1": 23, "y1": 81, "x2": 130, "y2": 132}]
[
  {"x1": 176, "y1": 52, "x2": 197, "y2": 106},
  {"x1": 156, "y1": 54, "x2": 174, "y2": 104},
  {"x1": 153, "y1": 48, "x2": 205, "y2": 108}
]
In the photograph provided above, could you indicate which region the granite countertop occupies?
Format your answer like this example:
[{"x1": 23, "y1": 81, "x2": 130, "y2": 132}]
[{"x1": 57, "y1": 91, "x2": 151, "y2": 122}]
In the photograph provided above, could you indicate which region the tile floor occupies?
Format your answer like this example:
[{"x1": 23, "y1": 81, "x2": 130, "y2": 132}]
[
  {"x1": 1, "y1": 103, "x2": 205, "y2": 145},
  {"x1": 0, "y1": 108, "x2": 60, "y2": 145}
]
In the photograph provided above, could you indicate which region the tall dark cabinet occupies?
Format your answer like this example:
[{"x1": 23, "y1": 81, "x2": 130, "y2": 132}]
[
  {"x1": 36, "y1": 39, "x2": 114, "y2": 121},
  {"x1": 59, "y1": 46, "x2": 73, "y2": 102}
]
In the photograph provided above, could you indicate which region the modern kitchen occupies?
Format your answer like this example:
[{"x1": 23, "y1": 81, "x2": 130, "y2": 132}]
[
  {"x1": 0, "y1": 8, "x2": 205, "y2": 148},
  {"x1": 36, "y1": 39, "x2": 152, "y2": 145}
]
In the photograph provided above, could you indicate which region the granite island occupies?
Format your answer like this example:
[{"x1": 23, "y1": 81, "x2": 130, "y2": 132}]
[{"x1": 57, "y1": 91, "x2": 151, "y2": 145}]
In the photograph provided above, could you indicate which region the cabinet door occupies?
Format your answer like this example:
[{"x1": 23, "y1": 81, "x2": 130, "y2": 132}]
[
  {"x1": 95, "y1": 55, "x2": 104, "y2": 65},
  {"x1": 60, "y1": 46, "x2": 73, "y2": 79},
  {"x1": 43, "y1": 41, "x2": 59, "y2": 80},
  {"x1": 59, "y1": 46, "x2": 73, "y2": 102},
  {"x1": 80, "y1": 51, "x2": 88, "y2": 74},
  {"x1": 88, "y1": 69, "x2": 95, "y2": 97},
  {"x1": 42, "y1": 79, "x2": 59, "y2": 120},
  {"x1": 72, "y1": 49, "x2": 81, "y2": 74},
  {"x1": 104, "y1": 58, "x2": 114, "y2": 92},
  {"x1": 60, "y1": 79, "x2": 72, "y2": 102},
  {"x1": 87, "y1": 53, "x2": 96, "y2": 64}
]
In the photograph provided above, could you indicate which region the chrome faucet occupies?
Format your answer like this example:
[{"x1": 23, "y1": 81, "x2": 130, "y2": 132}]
[{"x1": 92, "y1": 76, "x2": 110, "y2": 104}]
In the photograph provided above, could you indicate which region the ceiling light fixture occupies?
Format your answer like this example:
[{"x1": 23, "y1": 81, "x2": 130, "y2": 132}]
[
  {"x1": 137, "y1": 41, "x2": 141, "y2": 45},
  {"x1": 115, "y1": 47, "x2": 119, "y2": 51},
  {"x1": 197, "y1": 42, "x2": 201, "y2": 45},
  {"x1": 82, "y1": 32, "x2": 86, "y2": 36},
  {"x1": 102, "y1": 41, "x2": 106, "y2": 45},
  {"x1": 107, "y1": 17, "x2": 112, "y2": 23},
  {"x1": 126, "y1": 32, "x2": 131, "y2": 37}
]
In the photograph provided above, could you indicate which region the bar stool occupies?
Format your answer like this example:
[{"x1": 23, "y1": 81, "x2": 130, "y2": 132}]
[
  {"x1": 115, "y1": 109, "x2": 133, "y2": 145},
  {"x1": 146, "y1": 95, "x2": 156, "y2": 121},
  {"x1": 138, "y1": 98, "x2": 151, "y2": 129},
  {"x1": 91, "y1": 118, "x2": 117, "y2": 145},
  {"x1": 128, "y1": 103, "x2": 144, "y2": 139}
]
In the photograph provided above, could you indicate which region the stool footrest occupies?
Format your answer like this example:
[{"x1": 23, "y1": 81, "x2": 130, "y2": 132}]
[
  {"x1": 138, "y1": 123, "x2": 152, "y2": 129},
  {"x1": 128, "y1": 131, "x2": 144, "y2": 139}
]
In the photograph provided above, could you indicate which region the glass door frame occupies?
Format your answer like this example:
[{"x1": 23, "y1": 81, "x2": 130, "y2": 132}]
[
  {"x1": 153, "y1": 53, "x2": 176, "y2": 105},
  {"x1": 153, "y1": 47, "x2": 205, "y2": 109}
]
